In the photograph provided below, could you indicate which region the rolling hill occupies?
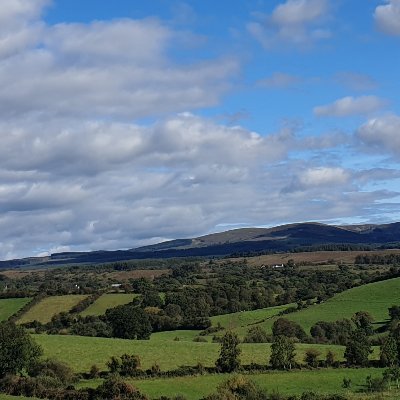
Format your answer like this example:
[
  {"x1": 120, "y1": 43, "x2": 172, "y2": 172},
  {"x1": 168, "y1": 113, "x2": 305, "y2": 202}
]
[{"x1": 1, "y1": 221, "x2": 400, "y2": 267}]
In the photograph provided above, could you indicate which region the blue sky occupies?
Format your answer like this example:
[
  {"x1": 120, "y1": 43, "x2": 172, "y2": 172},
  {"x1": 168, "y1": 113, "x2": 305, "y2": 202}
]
[{"x1": 0, "y1": 0, "x2": 399, "y2": 259}]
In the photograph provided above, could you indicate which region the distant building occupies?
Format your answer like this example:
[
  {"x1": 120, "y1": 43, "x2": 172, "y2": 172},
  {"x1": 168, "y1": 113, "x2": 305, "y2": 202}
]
[{"x1": 272, "y1": 264, "x2": 284, "y2": 269}]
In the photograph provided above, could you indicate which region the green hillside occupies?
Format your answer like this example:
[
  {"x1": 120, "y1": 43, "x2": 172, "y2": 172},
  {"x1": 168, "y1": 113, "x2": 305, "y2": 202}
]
[
  {"x1": 212, "y1": 277, "x2": 400, "y2": 337},
  {"x1": 80, "y1": 293, "x2": 139, "y2": 317},
  {"x1": 0, "y1": 298, "x2": 31, "y2": 321}
]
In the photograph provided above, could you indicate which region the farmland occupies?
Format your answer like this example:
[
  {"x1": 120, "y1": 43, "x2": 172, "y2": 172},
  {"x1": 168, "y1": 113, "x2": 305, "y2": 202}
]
[
  {"x1": 0, "y1": 298, "x2": 31, "y2": 321},
  {"x1": 80, "y1": 293, "x2": 139, "y2": 317},
  {"x1": 33, "y1": 333, "x2": 376, "y2": 373},
  {"x1": 17, "y1": 295, "x2": 88, "y2": 324}
]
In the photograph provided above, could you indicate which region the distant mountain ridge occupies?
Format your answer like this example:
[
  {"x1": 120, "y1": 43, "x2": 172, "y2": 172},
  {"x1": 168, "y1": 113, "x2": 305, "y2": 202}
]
[{"x1": 1, "y1": 221, "x2": 400, "y2": 268}]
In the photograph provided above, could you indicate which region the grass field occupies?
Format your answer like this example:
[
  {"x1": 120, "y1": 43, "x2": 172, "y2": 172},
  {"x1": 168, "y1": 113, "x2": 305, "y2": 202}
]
[
  {"x1": 212, "y1": 278, "x2": 400, "y2": 337},
  {"x1": 0, "y1": 298, "x2": 31, "y2": 321},
  {"x1": 0, "y1": 396, "x2": 40, "y2": 400},
  {"x1": 18, "y1": 295, "x2": 88, "y2": 324},
  {"x1": 209, "y1": 304, "x2": 293, "y2": 337},
  {"x1": 33, "y1": 333, "x2": 378, "y2": 373},
  {"x1": 80, "y1": 293, "x2": 139, "y2": 317},
  {"x1": 127, "y1": 368, "x2": 388, "y2": 400}
]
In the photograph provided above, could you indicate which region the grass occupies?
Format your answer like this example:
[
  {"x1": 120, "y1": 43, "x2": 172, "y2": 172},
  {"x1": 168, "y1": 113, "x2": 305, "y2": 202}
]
[
  {"x1": 126, "y1": 368, "x2": 391, "y2": 400},
  {"x1": 217, "y1": 278, "x2": 400, "y2": 337},
  {"x1": 210, "y1": 304, "x2": 293, "y2": 338},
  {"x1": 0, "y1": 396, "x2": 40, "y2": 400},
  {"x1": 33, "y1": 333, "x2": 375, "y2": 373},
  {"x1": 18, "y1": 295, "x2": 88, "y2": 324},
  {"x1": 0, "y1": 298, "x2": 31, "y2": 321},
  {"x1": 80, "y1": 293, "x2": 139, "y2": 317}
]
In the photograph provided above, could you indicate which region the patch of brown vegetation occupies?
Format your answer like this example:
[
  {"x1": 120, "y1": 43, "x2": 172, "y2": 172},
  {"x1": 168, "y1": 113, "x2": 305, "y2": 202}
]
[
  {"x1": 225, "y1": 249, "x2": 400, "y2": 267},
  {"x1": 0, "y1": 269, "x2": 46, "y2": 279},
  {"x1": 108, "y1": 269, "x2": 170, "y2": 281}
]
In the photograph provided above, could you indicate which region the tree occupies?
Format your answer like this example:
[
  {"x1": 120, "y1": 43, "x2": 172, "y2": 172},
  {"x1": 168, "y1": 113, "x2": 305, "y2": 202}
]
[
  {"x1": 272, "y1": 318, "x2": 307, "y2": 340},
  {"x1": 304, "y1": 348, "x2": 321, "y2": 368},
  {"x1": 105, "y1": 304, "x2": 151, "y2": 339},
  {"x1": 215, "y1": 331, "x2": 241, "y2": 372},
  {"x1": 270, "y1": 335, "x2": 296, "y2": 370},
  {"x1": 243, "y1": 326, "x2": 268, "y2": 343},
  {"x1": 0, "y1": 322, "x2": 42, "y2": 377},
  {"x1": 352, "y1": 311, "x2": 374, "y2": 335},
  {"x1": 380, "y1": 335, "x2": 398, "y2": 367},
  {"x1": 344, "y1": 329, "x2": 371, "y2": 366}
]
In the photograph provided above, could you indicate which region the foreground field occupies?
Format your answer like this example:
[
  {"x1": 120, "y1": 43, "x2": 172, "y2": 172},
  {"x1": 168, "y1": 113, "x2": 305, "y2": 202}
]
[
  {"x1": 33, "y1": 334, "x2": 379, "y2": 373},
  {"x1": 0, "y1": 298, "x2": 31, "y2": 321},
  {"x1": 127, "y1": 368, "x2": 389, "y2": 400},
  {"x1": 80, "y1": 293, "x2": 139, "y2": 317},
  {"x1": 18, "y1": 295, "x2": 88, "y2": 324}
]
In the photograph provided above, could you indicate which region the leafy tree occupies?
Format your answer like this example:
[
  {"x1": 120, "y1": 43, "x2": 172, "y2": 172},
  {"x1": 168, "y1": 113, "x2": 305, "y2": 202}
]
[
  {"x1": 95, "y1": 375, "x2": 147, "y2": 400},
  {"x1": 380, "y1": 335, "x2": 398, "y2": 367},
  {"x1": 325, "y1": 350, "x2": 336, "y2": 367},
  {"x1": 389, "y1": 305, "x2": 400, "y2": 321},
  {"x1": 270, "y1": 335, "x2": 296, "y2": 370},
  {"x1": 120, "y1": 354, "x2": 141, "y2": 377},
  {"x1": 272, "y1": 318, "x2": 307, "y2": 340},
  {"x1": 105, "y1": 304, "x2": 151, "y2": 339},
  {"x1": 0, "y1": 322, "x2": 43, "y2": 377},
  {"x1": 384, "y1": 366, "x2": 400, "y2": 390},
  {"x1": 215, "y1": 331, "x2": 241, "y2": 372},
  {"x1": 352, "y1": 311, "x2": 374, "y2": 335},
  {"x1": 243, "y1": 326, "x2": 268, "y2": 343},
  {"x1": 344, "y1": 329, "x2": 371, "y2": 366},
  {"x1": 304, "y1": 348, "x2": 321, "y2": 368}
]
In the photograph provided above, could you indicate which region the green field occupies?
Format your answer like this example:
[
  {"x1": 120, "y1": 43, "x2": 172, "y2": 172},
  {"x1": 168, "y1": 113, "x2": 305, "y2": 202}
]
[
  {"x1": 80, "y1": 293, "x2": 139, "y2": 317},
  {"x1": 0, "y1": 396, "x2": 39, "y2": 400},
  {"x1": 209, "y1": 304, "x2": 293, "y2": 337},
  {"x1": 127, "y1": 368, "x2": 388, "y2": 400},
  {"x1": 0, "y1": 298, "x2": 31, "y2": 321},
  {"x1": 18, "y1": 295, "x2": 88, "y2": 324},
  {"x1": 214, "y1": 278, "x2": 400, "y2": 337},
  {"x1": 33, "y1": 333, "x2": 377, "y2": 373}
]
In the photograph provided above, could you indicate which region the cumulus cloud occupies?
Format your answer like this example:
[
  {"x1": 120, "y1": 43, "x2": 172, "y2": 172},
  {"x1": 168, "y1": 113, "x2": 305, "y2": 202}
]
[
  {"x1": 375, "y1": 0, "x2": 400, "y2": 36},
  {"x1": 357, "y1": 114, "x2": 400, "y2": 156},
  {"x1": 248, "y1": 0, "x2": 331, "y2": 49},
  {"x1": 314, "y1": 96, "x2": 387, "y2": 117}
]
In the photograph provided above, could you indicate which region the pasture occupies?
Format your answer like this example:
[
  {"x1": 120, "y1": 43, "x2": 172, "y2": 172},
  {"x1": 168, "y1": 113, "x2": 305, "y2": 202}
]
[
  {"x1": 80, "y1": 293, "x2": 139, "y2": 317},
  {"x1": 0, "y1": 298, "x2": 31, "y2": 321},
  {"x1": 128, "y1": 368, "x2": 388, "y2": 400},
  {"x1": 17, "y1": 295, "x2": 88, "y2": 324},
  {"x1": 33, "y1": 333, "x2": 377, "y2": 373}
]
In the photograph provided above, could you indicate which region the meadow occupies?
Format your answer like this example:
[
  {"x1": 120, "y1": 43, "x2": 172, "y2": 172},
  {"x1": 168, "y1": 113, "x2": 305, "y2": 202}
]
[
  {"x1": 0, "y1": 298, "x2": 31, "y2": 321},
  {"x1": 17, "y1": 295, "x2": 88, "y2": 324},
  {"x1": 80, "y1": 293, "x2": 139, "y2": 317},
  {"x1": 128, "y1": 368, "x2": 389, "y2": 400},
  {"x1": 33, "y1": 333, "x2": 380, "y2": 374}
]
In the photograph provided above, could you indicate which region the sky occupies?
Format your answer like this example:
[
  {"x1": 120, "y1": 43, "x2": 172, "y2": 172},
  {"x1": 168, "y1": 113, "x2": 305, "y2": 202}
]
[{"x1": 0, "y1": 0, "x2": 400, "y2": 259}]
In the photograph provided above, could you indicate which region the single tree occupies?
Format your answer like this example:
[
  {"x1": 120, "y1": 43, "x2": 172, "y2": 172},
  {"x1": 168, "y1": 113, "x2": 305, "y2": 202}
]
[
  {"x1": 270, "y1": 335, "x2": 296, "y2": 370},
  {"x1": 0, "y1": 322, "x2": 43, "y2": 377},
  {"x1": 344, "y1": 329, "x2": 371, "y2": 366},
  {"x1": 215, "y1": 331, "x2": 241, "y2": 372},
  {"x1": 352, "y1": 311, "x2": 374, "y2": 335},
  {"x1": 380, "y1": 335, "x2": 398, "y2": 367},
  {"x1": 304, "y1": 348, "x2": 321, "y2": 368}
]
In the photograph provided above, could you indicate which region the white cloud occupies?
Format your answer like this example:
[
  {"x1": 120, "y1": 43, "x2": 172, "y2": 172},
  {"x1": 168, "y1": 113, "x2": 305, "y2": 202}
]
[
  {"x1": 314, "y1": 96, "x2": 387, "y2": 117},
  {"x1": 248, "y1": 0, "x2": 331, "y2": 49},
  {"x1": 375, "y1": 0, "x2": 400, "y2": 36},
  {"x1": 357, "y1": 114, "x2": 400, "y2": 156}
]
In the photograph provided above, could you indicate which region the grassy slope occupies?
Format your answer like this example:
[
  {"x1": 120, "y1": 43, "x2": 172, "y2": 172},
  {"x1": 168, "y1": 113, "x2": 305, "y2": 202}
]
[
  {"x1": 80, "y1": 293, "x2": 139, "y2": 317},
  {"x1": 214, "y1": 278, "x2": 400, "y2": 337},
  {"x1": 18, "y1": 295, "x2": 88, "y2": 324},
  {"x1": 33, "y1": 333, "x2": 376, "y2": 373},
  {"x1": 0, "y1": 298, "x2": 31, "y2": 321}
]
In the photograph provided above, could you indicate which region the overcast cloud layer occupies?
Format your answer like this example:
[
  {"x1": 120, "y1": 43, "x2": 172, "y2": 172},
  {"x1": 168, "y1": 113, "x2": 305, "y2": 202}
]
[{"x1": 0, "y1": 0, "x2": 400, "y2": 259}]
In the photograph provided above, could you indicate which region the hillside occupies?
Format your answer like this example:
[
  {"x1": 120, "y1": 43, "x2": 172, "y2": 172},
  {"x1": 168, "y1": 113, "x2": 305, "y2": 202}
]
[{"x1": 1, "y1": 221, "x2": 400, "y2": 267}]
